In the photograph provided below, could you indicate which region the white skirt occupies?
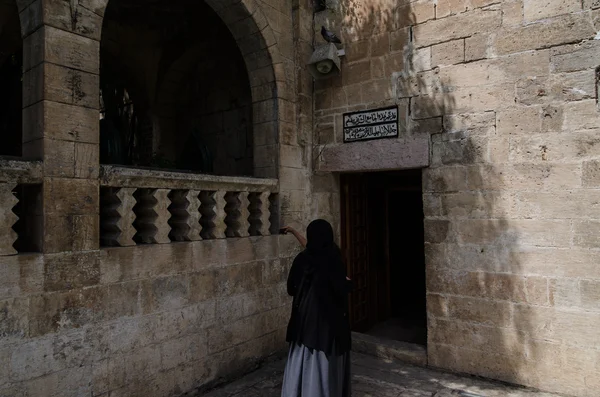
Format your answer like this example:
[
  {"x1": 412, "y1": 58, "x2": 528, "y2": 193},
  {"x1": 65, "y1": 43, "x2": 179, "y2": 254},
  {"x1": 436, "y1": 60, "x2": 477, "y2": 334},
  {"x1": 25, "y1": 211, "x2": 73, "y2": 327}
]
[{"x1": 281, "y1": 342, "x2": 351, "y2": 397}]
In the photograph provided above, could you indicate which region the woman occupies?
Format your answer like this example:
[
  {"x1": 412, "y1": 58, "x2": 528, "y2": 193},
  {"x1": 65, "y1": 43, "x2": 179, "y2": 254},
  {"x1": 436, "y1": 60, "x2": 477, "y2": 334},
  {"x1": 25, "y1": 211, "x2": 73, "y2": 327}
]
[{"x1": 280, "y1": 220, "x2": 352, "y2": 397}]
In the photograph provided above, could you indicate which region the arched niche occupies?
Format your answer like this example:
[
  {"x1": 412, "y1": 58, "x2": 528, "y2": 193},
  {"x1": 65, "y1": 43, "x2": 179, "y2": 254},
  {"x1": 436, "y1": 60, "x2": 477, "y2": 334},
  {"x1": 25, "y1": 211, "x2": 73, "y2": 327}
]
[{"x1": 99, "y1": 0, "x2": 279, "y2": 178}]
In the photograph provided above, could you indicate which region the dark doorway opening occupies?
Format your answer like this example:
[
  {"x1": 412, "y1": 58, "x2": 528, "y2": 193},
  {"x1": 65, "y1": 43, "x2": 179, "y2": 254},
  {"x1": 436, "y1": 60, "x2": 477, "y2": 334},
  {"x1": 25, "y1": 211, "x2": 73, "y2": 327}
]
[{"x1": 341, "y1": 169, "x2": 427, "y2": 346}]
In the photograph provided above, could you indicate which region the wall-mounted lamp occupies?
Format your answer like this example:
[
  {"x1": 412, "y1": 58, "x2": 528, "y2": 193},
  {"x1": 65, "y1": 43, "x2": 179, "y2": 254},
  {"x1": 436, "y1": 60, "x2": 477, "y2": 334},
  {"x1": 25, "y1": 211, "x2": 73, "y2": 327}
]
[{"x1": 307, "y1": 43, "x2": 345, "y2": 80}]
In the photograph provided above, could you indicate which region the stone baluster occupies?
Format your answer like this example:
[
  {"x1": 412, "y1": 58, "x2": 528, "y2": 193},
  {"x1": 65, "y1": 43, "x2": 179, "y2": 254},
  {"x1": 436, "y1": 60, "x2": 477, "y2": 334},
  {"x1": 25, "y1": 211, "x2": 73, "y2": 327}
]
[
  {"x1": 225, "y1": 191, "x2": 250, "y2": 238},
  {"x1": 249, "y1": 191, "x2": 271, "y2": 236},
  {"x1": 168, "y1": 190, "x2": 202, "y2": 242},
  {"x1": 100, "y1": 187, "x2": 137, "y2": 247},
  {"x1": 133, "y1": 188, "x2": 171, "y2": 244},
  {"x1": 0, "y1": 183, "x2": 18, "y2": 256},
  {"x1": 199, "y1": 190, "x2": 226, "y2": 239}
]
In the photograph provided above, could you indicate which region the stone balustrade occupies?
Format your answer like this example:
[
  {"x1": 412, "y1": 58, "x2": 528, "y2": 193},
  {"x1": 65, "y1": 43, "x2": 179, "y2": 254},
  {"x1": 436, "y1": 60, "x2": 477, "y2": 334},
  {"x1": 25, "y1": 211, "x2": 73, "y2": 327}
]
[
  {"x1": 0, "y1": 159, "x2": 43, "y2": 256},
  {"x1": 99, "y1": 165, "x2": 279, "y2": 247}
]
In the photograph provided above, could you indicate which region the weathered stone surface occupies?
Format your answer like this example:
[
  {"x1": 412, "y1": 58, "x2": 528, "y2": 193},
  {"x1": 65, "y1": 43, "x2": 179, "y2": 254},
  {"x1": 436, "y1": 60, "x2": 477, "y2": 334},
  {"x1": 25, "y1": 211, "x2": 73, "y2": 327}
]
[
  {"x1": 413, "y1": 9, "x2": 502, "y2": 48},
  {"x1": 44, "y1": 26, "x2": 100, "y2": 74},
  {"x1": 318, "y1": 138, "x2": 430, "y2": 172},
  {"x1": 524, "y1": 0, "x2": 582, "y2": 21},
  {"x1": 431, "y1": 39, "x2": 465, "y2": 66},
  {"x1": 493, "y1": 12, "x2": 595, "y2": 55}
]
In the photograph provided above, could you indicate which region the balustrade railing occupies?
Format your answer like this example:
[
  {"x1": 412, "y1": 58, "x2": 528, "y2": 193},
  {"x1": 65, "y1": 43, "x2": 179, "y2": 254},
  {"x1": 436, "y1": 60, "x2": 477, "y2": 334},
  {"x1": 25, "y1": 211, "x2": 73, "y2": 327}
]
[
  {"x1": 99, "y1": 165, "x2": 279, "y2": 247},
  {"x1": 0, "y1": 159, "x2": 43, "y2": 255}
]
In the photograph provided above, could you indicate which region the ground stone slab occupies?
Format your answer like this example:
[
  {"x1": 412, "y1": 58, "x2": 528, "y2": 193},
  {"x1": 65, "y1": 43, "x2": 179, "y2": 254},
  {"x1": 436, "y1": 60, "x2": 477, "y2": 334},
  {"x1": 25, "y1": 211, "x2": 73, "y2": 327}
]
[{"x1": 199, "y1": 352, "x2": 565, "y2": 397}]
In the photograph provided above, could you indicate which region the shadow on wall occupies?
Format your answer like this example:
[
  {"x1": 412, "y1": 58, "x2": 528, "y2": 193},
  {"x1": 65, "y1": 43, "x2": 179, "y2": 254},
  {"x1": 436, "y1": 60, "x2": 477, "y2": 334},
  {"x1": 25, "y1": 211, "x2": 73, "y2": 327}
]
[{"x1": 316, "y1": 0, "x2": 544, "y2": 393}]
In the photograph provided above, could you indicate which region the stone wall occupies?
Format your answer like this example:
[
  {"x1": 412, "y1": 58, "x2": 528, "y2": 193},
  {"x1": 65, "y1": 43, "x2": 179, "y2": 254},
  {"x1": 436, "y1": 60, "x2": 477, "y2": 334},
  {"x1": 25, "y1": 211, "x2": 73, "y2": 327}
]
[
  {"x1": 311, "y1": 0, "x2": 600, "y2": 395},
  {"x1": 0, "y1": 237, "x2": 297, "y2": 396},
  {"x1": 0, "y1": 0, "x2": 306, "y2": 395}
]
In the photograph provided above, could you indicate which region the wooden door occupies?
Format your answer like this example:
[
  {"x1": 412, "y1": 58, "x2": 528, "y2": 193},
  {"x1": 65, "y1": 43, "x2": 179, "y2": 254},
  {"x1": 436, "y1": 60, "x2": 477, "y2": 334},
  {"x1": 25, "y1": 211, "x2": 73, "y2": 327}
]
[{"x1": 341, "y1": 173, "x2": 373, "y2": 332}]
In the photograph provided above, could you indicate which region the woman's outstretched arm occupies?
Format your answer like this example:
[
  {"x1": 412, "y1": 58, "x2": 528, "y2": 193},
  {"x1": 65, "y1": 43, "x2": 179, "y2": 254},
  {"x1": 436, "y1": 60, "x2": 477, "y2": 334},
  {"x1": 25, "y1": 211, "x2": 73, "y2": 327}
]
[{"x1": 281, "y1": 226, "x2": 307, "y2": 248}]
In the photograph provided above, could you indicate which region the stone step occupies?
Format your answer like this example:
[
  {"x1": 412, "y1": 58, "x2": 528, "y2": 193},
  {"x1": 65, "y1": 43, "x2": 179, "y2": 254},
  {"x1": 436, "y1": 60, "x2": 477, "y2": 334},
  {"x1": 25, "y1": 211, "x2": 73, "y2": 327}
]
[{"x1": 351, "y1": 332, "x2": 427, "y2": 367}]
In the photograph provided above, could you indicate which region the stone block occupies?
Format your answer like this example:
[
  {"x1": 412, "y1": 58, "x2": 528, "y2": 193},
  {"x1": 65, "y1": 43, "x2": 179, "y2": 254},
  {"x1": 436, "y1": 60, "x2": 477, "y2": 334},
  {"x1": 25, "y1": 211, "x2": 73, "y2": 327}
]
[
  {"x1": 439, "y1": 50, "x2": 550, "y2": 89},
  {"x1": 191, "y1": 239, "x2": 228, "y2": 270},
  {"x1": 215, "y1": 261, "x2": 262, "y2": 297},
  {"x1": 446, "y1": 296, "x2": 513, "y2": 328},
  {"x1": 496, "y1": 106, "x2": 542, "y2": 135},
  {"x1": 432, "y1": 39, "x2": 465, "y2": 66},
  {"x1": 25, "y1": 101, "x2": 99, "y2": 143},
  {"x1": 552, "y1": 40, "x2": 600, "y2": 72},
  {"x1": 493, "y1": 13, "x2": 595, "y2": 55},
  {"x1": 523, "y1": 0, "x2": 582, "y2": 22},
  {"x1": 160, "y1": 333, "x2": 208, "y2": 370},
  {"x1": 10, "y1": 336, "x2": 68, "y2": 381},
  {"x1": 189, "y1": 270, "x2": 218, "y2": 303},
  {"x1": 440, "y1": 191, "x2": 512, "y2": 219},
  {"x1": 45, "y1": 26, "x2": 100, "y2": 74},
  {"x1": 549, "y1": 278, "x2": 582, "y2": 308},
  {"x1": 389, "y1": 28, "x2": 408, "y2": 53},
  {"x1": 43, "y1": 251, "x2": 100, "y2": 291},
  {"x1": 444, "y1": 112, "x2": 496, "y2": 135},
  {"x1": 509, "y1": 132, "x2": 600, "y2": 163},
  {"x1": 147, "y1": 275, "x2": 190, "y2": 312},
  {"x1": 342, "y1": 61, "x2": 371, "y2": 86},
  {"x1": 573, "y1": 220, "x2": 600, "y2": 248},
  {"x1": 563, "y1": 99, "x2": 600, "y2": 131},
  {"x1": 74, "y1": 142, "x2": 99, "y2": 179},
  {"x1": 25, "y1": 364, "x2": 92, "y2": 397},
  {"x1": 42, "y1": 0, "x2": 103, "y2": 41},
  {"x1": 43, "y1": 178, "x2": 98, "y2": 215},
  {"x1": 413, "y1": 9, "x2": 502, "y2": 48},
  {"x1": 124, "y1": 345, "x2": 161, "y2": 384},
  {"x1": 383, "y1": 52, "x2": 405, "y2": 77},
  {"x1": 23, "y1": 27, "x2": 44, "y2": 72},
  {"x1": 423, "y1": 166, "x2": 467, "y2": 192},
  {"x1": 525, "y1": 276, "x2": 550, "y2": 306},
  {"x1": 502, "y1": 0, "x2": 524, "y2": 25},
  {"x1": 584, "y1": 0, "x2": 600, "y2": 8},
  {"x1": 43, "y1": 139, "x2": 75, "y2": 178},
  {"x1": 345, "y1": 40, "x2": 369, "y2": 62},
  {"x1": 216, "y1": 294, "x2": 245, "y2": 324},
  {"x1": 43, "y1": 63, "x2": 99, "y2": 109},
  {"x1": 78, "y1": 0, "x2": 109, "y2": 17},
  {"x1": 581, "y1": 280, "x2": 600, "y2": 309},
  {"x1": 465, "y1": 34, "x2": 489, "y2": 62},
  {"x1": 395, "y1": 0, "x2": 435, "y2": 28},
  {"x1": 319, "y1": 138, "x2": 429, "y2": 173},
  {"x1": 361, "y1": 79, "x2": 394, "y2": 104},
  {"x1": 0, "y1": 297, "x2": 29, "y2": 340},
  {"x1": 583, "y1": 160, "x2": 600, "y2": 187}
]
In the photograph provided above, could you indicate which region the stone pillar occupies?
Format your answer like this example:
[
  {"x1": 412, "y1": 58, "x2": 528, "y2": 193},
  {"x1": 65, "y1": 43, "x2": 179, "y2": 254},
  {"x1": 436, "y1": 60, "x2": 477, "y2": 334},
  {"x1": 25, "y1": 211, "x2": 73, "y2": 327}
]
[
  {"x1": 168, "y1": 190, "x2": 202, "y2": 242},
  {"x1": 0, "y1": 183, "x2": 18, "y2": 256},
  {"x1": 20, "y1": 1, "x2": 102, "y2": 255},
  {"x1": 200, "y1": 190, "x2": 227, "y2": 239},
  {"x1": 249, "y1": 191, "x2": 272, "y2": 236},
  {"x1": 100, "y1": 187, "x2": 136, "y2": 247}
]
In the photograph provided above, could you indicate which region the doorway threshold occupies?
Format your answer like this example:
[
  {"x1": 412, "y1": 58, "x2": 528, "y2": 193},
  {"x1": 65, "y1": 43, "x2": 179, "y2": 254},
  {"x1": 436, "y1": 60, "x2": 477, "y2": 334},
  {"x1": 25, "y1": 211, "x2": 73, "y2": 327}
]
[{"x1": 351, "y1": 332, "x2": 427, "y2": 367}]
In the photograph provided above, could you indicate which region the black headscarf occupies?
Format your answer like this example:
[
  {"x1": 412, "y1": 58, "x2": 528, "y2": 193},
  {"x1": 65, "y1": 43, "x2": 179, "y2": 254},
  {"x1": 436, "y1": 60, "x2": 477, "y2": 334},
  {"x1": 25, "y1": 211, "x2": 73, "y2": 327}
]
[{"x1": 304, "y1": 219, "x2": 342, "y2": 275}]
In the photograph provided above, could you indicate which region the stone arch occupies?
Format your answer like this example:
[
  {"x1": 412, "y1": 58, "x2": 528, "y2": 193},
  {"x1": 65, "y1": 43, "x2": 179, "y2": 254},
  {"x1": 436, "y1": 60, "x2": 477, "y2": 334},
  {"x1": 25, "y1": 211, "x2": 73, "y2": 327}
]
[
  {"x1": 97, "y1": 0, "x2": 280, "y2": 178},
  {"x1": 0, "y1": 0, "x2": 23, "y2": 157}
]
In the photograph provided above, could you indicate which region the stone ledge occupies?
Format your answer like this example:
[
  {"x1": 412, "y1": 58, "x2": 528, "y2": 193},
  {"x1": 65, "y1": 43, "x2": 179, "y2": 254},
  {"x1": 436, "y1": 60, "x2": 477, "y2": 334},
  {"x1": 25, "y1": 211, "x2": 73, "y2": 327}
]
[
  {"x1": 352, "y1": 332, "x2": 427, "y2": 367},
  {"x1": 100, "y1": 165, "x2": 279, "y2": 192},
  {"x1": 317, "y1": 137, "x2": 430, "y2": 173},
  {"x1": 0, "y1": 158, "x2": 43, "y2": 184}
]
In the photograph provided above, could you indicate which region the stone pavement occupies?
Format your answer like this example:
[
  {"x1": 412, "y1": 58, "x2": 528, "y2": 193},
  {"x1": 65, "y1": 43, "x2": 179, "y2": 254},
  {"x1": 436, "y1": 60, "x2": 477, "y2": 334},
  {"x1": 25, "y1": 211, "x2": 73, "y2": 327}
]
[{"x1": 202, "y1": 353, "x2": 562, "y2": 397}]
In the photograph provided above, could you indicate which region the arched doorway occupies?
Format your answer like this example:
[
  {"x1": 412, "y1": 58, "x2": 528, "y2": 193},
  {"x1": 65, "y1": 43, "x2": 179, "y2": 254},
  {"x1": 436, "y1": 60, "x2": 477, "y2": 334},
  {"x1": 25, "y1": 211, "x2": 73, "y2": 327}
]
[
  {"x1": 99, "y1": 0, "x2": 277, "y2": 177},
  {"x1": 0, "y1": 0, "x2": 22, "y2": 157}
]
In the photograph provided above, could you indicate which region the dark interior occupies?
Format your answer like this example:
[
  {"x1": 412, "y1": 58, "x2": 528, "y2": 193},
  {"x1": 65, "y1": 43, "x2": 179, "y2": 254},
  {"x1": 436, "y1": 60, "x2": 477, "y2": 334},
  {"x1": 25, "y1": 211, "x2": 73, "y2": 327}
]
[
  {"x1": 343, "y1": 170, "x2": 427, "y2": 346},
  {"x1": 0, "y1": 0, "x2": 23, "y2": 158}
]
